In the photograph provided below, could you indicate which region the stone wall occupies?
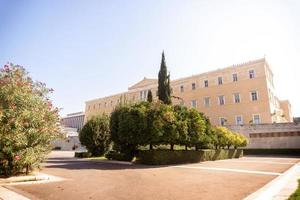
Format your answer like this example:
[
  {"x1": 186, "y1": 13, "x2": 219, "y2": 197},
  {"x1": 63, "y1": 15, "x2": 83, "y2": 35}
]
[
  {"x1": 227, "y1": 123, "x2": 300, "y2": 149},
  {"x1": 52, "y1": 136, "x2": 82, "y2": 151}
]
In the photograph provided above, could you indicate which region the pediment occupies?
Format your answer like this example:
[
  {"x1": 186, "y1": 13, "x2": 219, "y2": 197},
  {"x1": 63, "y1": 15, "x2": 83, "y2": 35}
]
[{"x1": 128, "y1": 77, "x2": 157, "y2": 90}]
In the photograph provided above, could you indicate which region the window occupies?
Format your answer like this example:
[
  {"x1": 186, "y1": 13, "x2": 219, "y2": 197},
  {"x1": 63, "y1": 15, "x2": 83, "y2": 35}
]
[
  {"x1": 220, "y1": 117, "x2": 226, "y2": 126},
  {"x1": 218, "y1": 95, "x2": 225, "y2": 105},
  {"x1": 251, "y1": 91, "x2": 258, "y2": 101},
  {"x1": 191, "y1": 100, "x2": 197, "y2": 108},
  {"x1": 204, "y1": 97, "x2": 210, "y2": 107},
  {"x1": 140, "y1": 90, "x2": 148, "y2": 100},
  {"x1": 233, "y1": 93, "x2": 240, "y2": 103},
  {"x1": 232, "y1": 73, "x2": 238, "y2": 82},
  {"x1": 218, "y1": 77, "x2": 223, "y2": 85},
  {"x1": 204, "y1": 80, "x2": 208, "y2": 87},
  {"x1": 236, "y1": 116, "x2": 243, "y2": 125},
  {"x1": 253, "y1": 114, "x2": 260, "y2": 124},
  {"x1": 192, "y1": 83, "x2": 196, "y2": 90},
  {"x1": 104, "y1": 102, "x2": 107, "y2": 107},
  {"x1": 140, "y1": 91, "x2": 143, "y2": 100},
  {"x1": 180, "y1": 85, "x2": 184, "y2": 93},
  {"x1": 99, "y1": 103, "x2": 101, "y2": 108},
  {"x1": 249, "y1": 70, "x2": 255, "y2": 79}
]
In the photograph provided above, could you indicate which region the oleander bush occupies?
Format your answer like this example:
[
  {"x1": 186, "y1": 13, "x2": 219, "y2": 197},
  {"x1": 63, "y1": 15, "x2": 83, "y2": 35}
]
[{"x1": 0, "y1": 64, "x2": 61, "y2": 177}]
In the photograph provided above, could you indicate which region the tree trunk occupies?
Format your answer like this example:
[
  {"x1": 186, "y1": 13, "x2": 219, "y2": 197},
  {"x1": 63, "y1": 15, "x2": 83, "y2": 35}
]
[
  {"x1": 26, "y1": 164, "x2": 29, "y2": 175},
  {"x1": 7, "y1": 157, "x2": 13, "y2": 177},
  {"x1": 170, "y1": 144, "x2": 174, "y2": 150},
  {"x1": 185, "y1": 145, "x2": 187, "y2": 150},
  {"x1": 149, "y1": 144, "x2": 153, "y2": 150}
]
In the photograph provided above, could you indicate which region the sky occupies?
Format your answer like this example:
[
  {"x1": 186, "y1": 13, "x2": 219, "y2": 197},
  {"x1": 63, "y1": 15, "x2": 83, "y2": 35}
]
[{"x1": 0, "y1": 0, "x2": 299, "y2": 117}]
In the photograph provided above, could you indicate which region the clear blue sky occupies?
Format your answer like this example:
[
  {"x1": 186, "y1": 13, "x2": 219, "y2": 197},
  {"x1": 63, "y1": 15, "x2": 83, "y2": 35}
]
[{"x1": 1, "y1": 0, "x2": 299, "y2": 117}]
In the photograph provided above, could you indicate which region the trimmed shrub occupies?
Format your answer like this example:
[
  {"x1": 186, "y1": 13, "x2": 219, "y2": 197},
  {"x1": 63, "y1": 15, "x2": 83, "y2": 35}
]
[
  {"x1": 186, "y1": 108, "x2": 206, "y2": 149},
  {"x1": 109, "y1": 103, "x2": 149, "y2": 159},
  {"x1": 212, "y1": 126, "x2": 248, "y2": 149},
  {"x1": 136, "y1": 149, "x2": 243, "y2": 165},
  {"x1": 109, "y1": 102, "x2": 247, "y2": 162},
  {"x1": 110, "y1": 102, "x2": 216, "y2": 153},
  {"x1": 79, "y1": 114, "x2": 110, "y2": 157},
  {"x1": 74, "y1": 152, "x2": 92, "y2": 158},
  {"x1": 233, "y1": 133, "x2": 248, "y2": 149}
]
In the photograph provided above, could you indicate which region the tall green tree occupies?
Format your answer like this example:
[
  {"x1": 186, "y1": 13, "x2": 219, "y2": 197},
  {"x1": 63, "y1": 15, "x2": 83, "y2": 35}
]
[
  {"x1": 158, "y1": 52, "x2": 172, "y2": 104},
  {"x1": 0, "y1": 64, "x2": 60, "y2": 176},
  {"x1": 147, "y1": 90, "x2": 153, "y2": 102},
  {"x1": 79, "y1": 114, "x2": 110, "y2": 156}
]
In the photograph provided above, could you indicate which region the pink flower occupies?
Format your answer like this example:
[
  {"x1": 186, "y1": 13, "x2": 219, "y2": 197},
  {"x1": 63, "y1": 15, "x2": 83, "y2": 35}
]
[
  {"x1": 14, "y1": 155, "x2": 21, "y2": 161},
  {"x1": 48, "y1": 101, "x2": 52, "y2": 108}
]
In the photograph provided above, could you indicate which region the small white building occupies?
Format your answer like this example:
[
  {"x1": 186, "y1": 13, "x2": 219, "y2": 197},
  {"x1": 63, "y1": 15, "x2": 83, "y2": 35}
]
[{"x1": 52, "y1": 127, "x2": 85, "y2": 151}]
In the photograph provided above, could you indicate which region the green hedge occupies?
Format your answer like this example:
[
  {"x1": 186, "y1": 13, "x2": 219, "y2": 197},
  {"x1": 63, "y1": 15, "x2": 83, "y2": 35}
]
[
  {"x1": 244, "y1": 149, "x2": 300, "y2": 155},
  {"x1": 135, "y1": 149, "x2": 243, "y2": 165},
  {"x1": 74, "y1": 152, "x2": 92, "y2": 158},
  {"x1": 104, "y1": 150, "x2": 133, "y2": 161}
]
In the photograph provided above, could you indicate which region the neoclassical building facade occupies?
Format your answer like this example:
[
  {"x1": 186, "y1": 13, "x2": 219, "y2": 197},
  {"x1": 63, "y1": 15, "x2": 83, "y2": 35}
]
[{"x1": 84, "y1": 58, "x2": 293, "y2": 125}]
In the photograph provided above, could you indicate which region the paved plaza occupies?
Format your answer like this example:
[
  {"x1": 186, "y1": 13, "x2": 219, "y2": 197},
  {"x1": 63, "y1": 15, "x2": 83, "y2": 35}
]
[{"x1": 2, "y1": 151, "x2": 300, "y2": 200}]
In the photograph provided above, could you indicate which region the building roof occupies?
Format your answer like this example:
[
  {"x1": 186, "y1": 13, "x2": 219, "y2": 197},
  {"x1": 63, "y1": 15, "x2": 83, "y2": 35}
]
[
  {"x1": 62, "y1": 112, "x2": 85, "y2": 120},
  {"x1": 66, "y1": 112, "x2": 84, "y2": 117},
  {"x1": 128, "y1": 77, "x2": 157, "y2": 90},
  {"x1": 172, "y1": 57, "x2": 266, "y2": 83},
  {"x1": 86, "y1": 57, "x2": 267, "y2": 102}
]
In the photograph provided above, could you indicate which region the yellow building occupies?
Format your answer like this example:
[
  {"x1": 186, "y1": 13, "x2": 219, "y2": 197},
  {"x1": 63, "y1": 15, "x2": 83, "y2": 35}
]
[{"x1": 85, "y1": 58, "x2": 293, "y2": 125}]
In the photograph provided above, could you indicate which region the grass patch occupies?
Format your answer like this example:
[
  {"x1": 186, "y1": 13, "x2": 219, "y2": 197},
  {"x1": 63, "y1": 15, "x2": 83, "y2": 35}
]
[
  {"x1": 288, "y1": 180, "x2": 300, "y2": 200},
  {"x1": 87, "y1": 156, "x2": 107, "y2": 161},
  {"x1": 74, "y1": 152, "x2": 92, "y2": 158}
]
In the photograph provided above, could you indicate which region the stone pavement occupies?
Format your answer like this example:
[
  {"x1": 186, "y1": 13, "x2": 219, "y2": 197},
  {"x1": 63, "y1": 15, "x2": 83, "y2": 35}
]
[{"x1": 0, "y1": 151, "x2": 299, "y2": 200}]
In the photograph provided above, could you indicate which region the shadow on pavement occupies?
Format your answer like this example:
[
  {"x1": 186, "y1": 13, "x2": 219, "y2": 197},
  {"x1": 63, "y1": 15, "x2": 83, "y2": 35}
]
[{"x1": 44, "y1": 158, "x2": 169, "y2": 171}]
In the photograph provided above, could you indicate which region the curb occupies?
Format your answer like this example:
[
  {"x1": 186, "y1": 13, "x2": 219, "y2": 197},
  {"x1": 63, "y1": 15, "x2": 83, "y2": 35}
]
[
  {"x1": 244, "y1": 161, "x2": 300, "y2": 200},
  {"x1": 1, "y1": 173, "x2": 65, "y2": 186},
  {"x1": 0, "y1": 174, "x2": 49, "y2": 185},
  {"x1": 0, "y1": 186, "x2": 30, "y2": 200},
  {"x1": 0, "y1": 173, "x2": 65, "y2": 200}
]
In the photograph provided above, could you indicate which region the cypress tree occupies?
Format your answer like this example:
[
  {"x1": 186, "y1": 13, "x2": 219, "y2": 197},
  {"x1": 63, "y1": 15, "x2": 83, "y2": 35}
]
[
  {"x1": 147, "y1": 90, "x2": 153, "y2": 102},
  {"x1": 158, "y1": 52, "x2": 172, "y2": 104}
]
